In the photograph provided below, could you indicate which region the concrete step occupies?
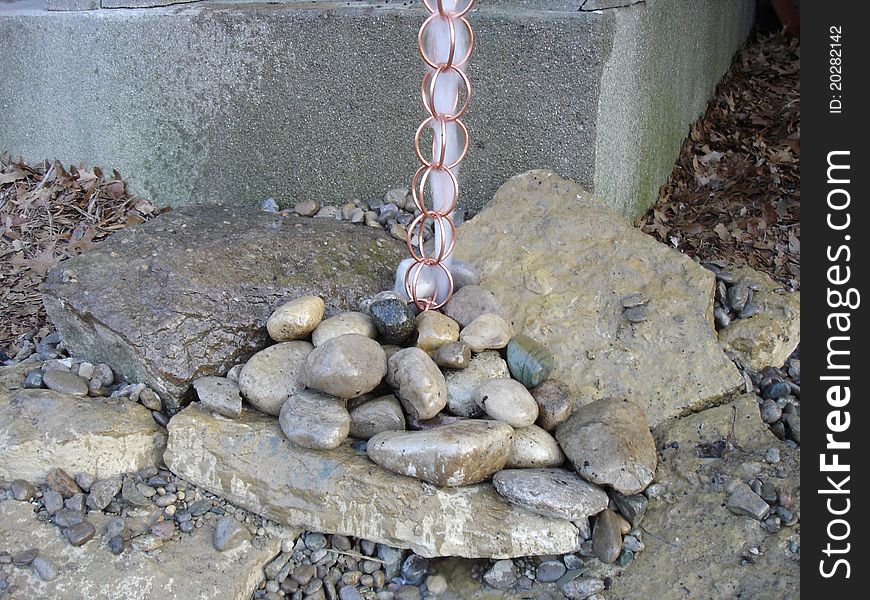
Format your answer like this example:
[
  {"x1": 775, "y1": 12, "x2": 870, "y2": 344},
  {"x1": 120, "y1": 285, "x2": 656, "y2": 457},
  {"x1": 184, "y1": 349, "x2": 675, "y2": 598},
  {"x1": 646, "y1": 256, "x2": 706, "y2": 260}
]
[{"x1": 0, "y1": 0, "x2": 753, "y2": 216}]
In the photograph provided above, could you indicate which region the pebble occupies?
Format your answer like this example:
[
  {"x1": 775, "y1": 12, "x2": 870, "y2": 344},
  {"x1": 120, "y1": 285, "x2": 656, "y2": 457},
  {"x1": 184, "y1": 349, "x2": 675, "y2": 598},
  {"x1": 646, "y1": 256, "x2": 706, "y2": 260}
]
[
  {"x1": 433, "y1": 341, "x2": 471, "y2": 370},
  {"x1": 42, "y1": 370, "x2": 89, "y2": 396},
  {"x1": 23, "y1": 369, "x2": 44, "y2": 389},
  {"x1": 348, "y1": 394, "x2": 406, "y2": 440},
  {"x1": 53, "y1": 508, "x2": 86, "y2": 528},
  {"x1": 611, "y1": 492, "x2": 648, "y2": 528},
  {"x1": 93, "y1": 363, "x2": 114, "y2": 387},
  {"x1": 312, "y1": 312, "x2": 377, "y2": 347},
  {"x1": 86, "y1": 477, "x2": 122, "y2": 511},
  {"x1": 65, "y1": 521, "x2": 96, "y2": 546},
  {"x1": 239, "y1": 341, "x2": 313, "y2": 416},
  {"x1": 305, "y1": 531, "x2": 328, "y2": 551},
  {"x1": 10, "y1": 479, "x2": 36, "y2": 501},
  {"x1": 727, "y1": 282, "x2": 750, "y2": 312},
  {"x1": 592, "y1": 509, "x2": 627, "y2": 564},
  {"x1": 213, "y1": 516, "x2": 250, "y2": 551},
  {"x1": 623, "y1": 305, "x2": 648, "y2": 323},
  {"x1": 132, "y1": 534, "x2": 164, "y2": 552},
  {"x1": 713, "y1": 307, "x2": 731, "y2": 329},
  {"x1": 492, "y1": 469, "x2": 608, "y2": 521},
  {"x1": 339, "y1": 587, "x2": 364, "y2": 600},
  {"x1": 279, "y1": 389, "x2": 350, "y2": 449},
  {"x1": 505, "y1": 425, "x2": 565, "y2": 468},
  {"x1": 151, "y1": 520, "x2": 175, "y2": 540},
  {"x1": 477, "y1": 378, "x2": 538, "y2": 428},
  {"x1": 46, "y1": 468, "x2": 82, "y2": 498},
  {"x1": 727, "y1": 483, "x2": 771, "y2": 520},
  {"x1": 267, "y1": 296, "x2": 325, "y2": 341},
  {"x1": 459, "y1": 313, "x2": 513, "y2": 353},
  {"x1": 483, "y1": 559, "x2": 517, "y2": 590},
  {"x1": 65, "y1": 492, "x2": 87, "y2": 512},
  {"x1": 415, "y1": 311, "x2": 459, "y2": 353},
  {"x1": 506, "y1": 334, "x2": 555, "y2": 388},
  {"x1": 764, "y1": 447, "x2": 781, "y2": 464},
  {"x1": 74, "y1": 472, "x2": 95, "y2": 493},
  {"x1": 394, "y1": 585, "x2": 422, "y2": 600},
  {"x1": 536, "y1": 560, "x2": 567, "y2": 583},
  {"x1": 759, "y1": 399, "x2": 782, "y2": 424},
  {"x1": 152, "y1": 411, "x2": 169, "y2": 428},
  {"x1": 369, "y1": 294, "x2": 416, "y2": 345},
  {"x1": 301, "y1": 334, "x2": 387, "y2": 399},
  {"x1": 139, "y1": 388, "x2": 163, "y2": 411},
  {"x1": 620, "y1": 292, "x2": 649, "y2": 308},
  {"x1": 31, "y1": 555, "x2": 58, "y2": 581},
  {"x1": 12, "y1": 549, "x2": 38, "y2": 565},
  {"x1": 104, "y1": 516, "x2": 126, "y2": 539},
  {"x1": 529, "y1": 379, "x2": 573, "y2": 431},
  {"x1": 121, "y1": 479, "x2": 151, "y2": 507},
  {"x1": 193, "y1": 376, "x2": 243, "y2": 418},
  {"x1": 763, "y1": 381, "x2": 791, "y2": 400},
  {"x1": 561, "y1": 577, "x2": 605, "y2": 599},
  {"x1": 292, "y1": 564, "x2": 316, "y2": 585},
  {"x1": 443, "y1": 285, "x2": 506, "y2": 327},
  {"x1": 386, "y1": 347, "x2": 447, "y2": 420},
  {"x1": 563, "y1": 554, "x2": 583, "y2": 571},
  {"x1": 43, "y1": 489, "x2": 64, "y2": 514},
  {"x1": 782, "y1": 413, "x2": 800, "y2": 443},
  {"x1": 294, "y1": 199, "x2": 321, "y2": 217}
]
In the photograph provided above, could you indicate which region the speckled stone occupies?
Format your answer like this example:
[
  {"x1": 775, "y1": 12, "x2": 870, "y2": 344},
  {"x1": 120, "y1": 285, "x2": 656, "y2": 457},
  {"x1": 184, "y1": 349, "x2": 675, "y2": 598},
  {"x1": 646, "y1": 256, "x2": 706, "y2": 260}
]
[
  {"x1": 193, "y1": 376, "x2": 243, "y2": 418},
  {"x1": 415, "y1": 311, "x2": 460, "y2": 353},
  {"x1": 267, "y1": 295, "x2": 325, "y2": 341},
  {"x1": 530, "y1": 379, "x2": 573, "y2": 431},
  {"x1": 493, "y1": 468, "x2": 608, "y2": 521},
  {"x1": 506, "y1": 334, "x2": 555, "y2": 388},
  {"x1": 505, "y1": 425, "x2": 565, "y2": 468},
  {"x1": 369, "y1": 295, "x2": 416, "y2": 345},
  {"x1": 433, "y1": 341, "x2": 471, "y2": 370},
  {"x1": 279, "y1": 389, "x2": 350, "y2": 449},
  {"x1": 386, "y1": 347, "x2": 447, "y2": 420}
]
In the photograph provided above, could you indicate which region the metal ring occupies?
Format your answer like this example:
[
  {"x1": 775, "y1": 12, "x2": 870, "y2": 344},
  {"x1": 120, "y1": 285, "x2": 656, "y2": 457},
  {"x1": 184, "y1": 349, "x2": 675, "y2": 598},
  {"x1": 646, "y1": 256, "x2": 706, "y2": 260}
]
[
  {"x1": 418, "y1": 15, "x2": 474, "y2": 70},
  {"x1": 414, "y1": 117, "x2": 469, "y2": 170},
  {"x1": 411, "y1": 164, "x2": 459, "y2": 215},
  {"x1": 421, "y1": 64, "x2": 472, "y2": 121}
]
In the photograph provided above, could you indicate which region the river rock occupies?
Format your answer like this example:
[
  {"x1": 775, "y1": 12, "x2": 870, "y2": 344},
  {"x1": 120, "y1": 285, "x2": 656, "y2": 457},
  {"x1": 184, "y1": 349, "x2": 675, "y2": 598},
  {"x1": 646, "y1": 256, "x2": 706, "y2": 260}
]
[
  {"x1": 238, "y1": 341, "x2": 313, "y2": 416},
  {"x1": 369, "y1": 294, "x2": 416, "y2": 344},
  {"x1": 477, "y1": 379, "x2": 539, "y2": 428},
  {"x1": 366, "y1": 420, "x2": 513, "y2": 487},
  {"x1": 459, "y1": 313, "x2": 513, "y2": 353},
  {"x1": 444, "y1": 351, "x2": 509, "y2": 417},
  {"x1": 193, "y1": 376, "x2": 243, "y2": 418},
  {"x1": 505, "y1": 425, "x2": 564, "y2": 468},
  {"x1": 348, "y1": 395, "x2": 406, "y2": 440},
  {"x1": 492, "y1": 468, "x2": 608, "y2": 521},
  {"x1": 454, "y1": 170, "x2": 743, "y2": 427},
  {"x1": 716, "y1": 266, "x2": 801, "y2": 370},
  {"x1": 443, "y1": 285, "x2": 507, "y2": 327},
  {"x1": 433, "y1": 341, "x2": 471, "y2": 370},
  {"x1": 415, "y1": 311, "x2": 460, "y2": 353},
  {"x1": 46, "y1": 468, "x2": 81, "y2": 498},
  {"x1": 0, "y1": 381, "x2": 166, "y2": 484},
  {"x1": 42, "y1": 370, "x2": 89, "y2": 396},
  {"x1": 556, "y1": 398, "x2": 656, "y2": 495},
  {"x1": 267, "y1": 296, "x2": 325, "y2": 341},
  {"x1": 386, "y1": 348, "x2": 447, "y2": 420},
  {"x1": 506, "y1": 335, "x2": 555, "y2": 388},
  {"x1": 530, "y1": 379, "x2": 573, "y2": 431},
  {"x1": 592, "y1": 509, "x2": 626, "y2": 564},
  {"x1": 312, "y1": 312, "x2": 377, "y2": 347},
  {"x1": 42, "y1": 206, "x2": 403, "y2": 413},
  {"x1": 279, "y1": 389, "x2": 350, "y2": 450},
  {"x1": 301, "y1": 334, "x2": 387, "y2": 399},
  {"x1": 165, "y1": 405, "x2": 582, "y2": 558}
]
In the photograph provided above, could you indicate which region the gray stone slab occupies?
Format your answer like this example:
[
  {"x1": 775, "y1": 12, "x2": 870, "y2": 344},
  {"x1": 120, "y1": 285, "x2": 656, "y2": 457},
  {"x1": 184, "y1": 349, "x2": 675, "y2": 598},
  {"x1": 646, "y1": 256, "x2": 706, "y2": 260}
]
[
  {"x1": 0, "y1": 0, "x2": 754, "y2": 217},
  {"x1": 164, "y1": 404, "x2": 583, "y2": 558},
  {"x1": 41, "y1": 205, "x2": 404, "y2": 413},
  {"x1": 45, "y1": 0, "x2": 99, "y2": 11}
]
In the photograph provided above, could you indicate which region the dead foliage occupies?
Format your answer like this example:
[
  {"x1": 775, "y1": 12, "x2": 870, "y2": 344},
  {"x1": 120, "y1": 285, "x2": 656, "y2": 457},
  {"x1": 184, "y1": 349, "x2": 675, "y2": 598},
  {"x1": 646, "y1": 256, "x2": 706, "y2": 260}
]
[
  {"x1": 1, "y1": 153, "x2": 165, "y2": 354},
  {"x1": 638, "y1": 32, "x2": 800, "y2": 290}
]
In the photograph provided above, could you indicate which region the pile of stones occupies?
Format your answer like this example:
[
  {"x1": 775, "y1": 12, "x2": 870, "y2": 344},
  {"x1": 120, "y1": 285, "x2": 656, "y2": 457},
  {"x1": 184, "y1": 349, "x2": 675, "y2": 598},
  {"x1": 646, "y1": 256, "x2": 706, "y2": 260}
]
[
  {"x1": 190, "y1": 278, "x2": 660, "y2": 577},
  {"x1": 706, "y1": 261, "x2": 762, "y2": 330}
]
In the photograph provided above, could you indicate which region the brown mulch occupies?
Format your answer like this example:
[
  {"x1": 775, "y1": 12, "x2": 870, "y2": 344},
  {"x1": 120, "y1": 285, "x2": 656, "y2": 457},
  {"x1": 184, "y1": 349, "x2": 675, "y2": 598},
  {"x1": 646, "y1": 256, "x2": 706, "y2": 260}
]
[
  {"x1": 638, "y1": 32, "x2": 800, "y2": 289},
  {"x1": 0, "y1": 153, "x2": 164, "y2": 355}
]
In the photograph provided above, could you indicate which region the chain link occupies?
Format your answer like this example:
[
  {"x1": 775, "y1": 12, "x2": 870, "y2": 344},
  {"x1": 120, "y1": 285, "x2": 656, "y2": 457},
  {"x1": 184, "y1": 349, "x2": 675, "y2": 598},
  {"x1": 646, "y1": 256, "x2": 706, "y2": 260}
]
[{"x1": 404, "y1": 0, "x2": 475, "y2": 310}]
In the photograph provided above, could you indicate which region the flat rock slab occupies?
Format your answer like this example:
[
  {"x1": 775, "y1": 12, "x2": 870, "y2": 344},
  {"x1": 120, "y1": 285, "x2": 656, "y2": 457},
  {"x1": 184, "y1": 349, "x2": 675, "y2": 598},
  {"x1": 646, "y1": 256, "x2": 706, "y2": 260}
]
[
  {"x1": 164, "y1": 405, "x2": 582, "y2": 558},
  {"x1": 0, "y1": 376, "x2": 166, "y2": 484},
  {"x1": 0, "y1": 499, "x2": 280, "y2": 600},
  {"x1": 42, "y1": 206, "x2": 404, "y2": 413},
  {"x1": 604, "y1": 395, "x2": 800, "y2": 599},
  {"x1": 455, "y1": 170, "x2": 743, "y2": 427},
  {"x1": 716, "y1": 266, "x2": 800, "y2": 370}
]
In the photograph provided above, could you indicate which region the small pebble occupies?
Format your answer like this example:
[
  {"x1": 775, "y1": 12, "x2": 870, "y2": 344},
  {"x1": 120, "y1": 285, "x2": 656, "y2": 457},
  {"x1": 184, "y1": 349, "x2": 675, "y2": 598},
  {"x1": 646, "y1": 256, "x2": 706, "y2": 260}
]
[
  {"x1": 65, "y1": 521, "x2": 96, "y2": 546},
  {"x1": 32, "y1": 555, "x2": 58, "y2": 581},
  {"x1": 10, "y1": 479, "x2": 36, "y2": 501},
  {"x1": 23, "y1": 369, "x2": 44, "y2": 389},
  {"x1": 42, "y1": 370, "x2": 89, "y2": 396}
]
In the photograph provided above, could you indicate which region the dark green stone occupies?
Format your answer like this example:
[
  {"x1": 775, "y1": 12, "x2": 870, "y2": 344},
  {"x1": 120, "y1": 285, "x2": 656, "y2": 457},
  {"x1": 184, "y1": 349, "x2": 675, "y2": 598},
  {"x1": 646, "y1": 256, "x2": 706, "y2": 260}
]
[
  {"x1": 506, "y1": 334, "x2": 555, "y2": 388},
  {"x1": 369, "y1": 298, "x2": 415, "y2": 344}
]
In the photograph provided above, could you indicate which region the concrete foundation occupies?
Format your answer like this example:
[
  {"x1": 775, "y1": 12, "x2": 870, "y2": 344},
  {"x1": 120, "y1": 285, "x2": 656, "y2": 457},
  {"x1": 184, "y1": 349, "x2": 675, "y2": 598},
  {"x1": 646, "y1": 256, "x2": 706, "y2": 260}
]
[{"x1": 0, "y1": 0, "x2": 753, "y2": 216}]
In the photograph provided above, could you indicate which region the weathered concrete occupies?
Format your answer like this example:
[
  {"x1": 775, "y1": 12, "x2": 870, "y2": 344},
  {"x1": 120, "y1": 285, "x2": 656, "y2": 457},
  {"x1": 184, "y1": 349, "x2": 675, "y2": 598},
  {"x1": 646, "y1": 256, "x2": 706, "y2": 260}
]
[
  {"x1": 0, "y1": 0, "x2": 753, "y2": 216},
  {"x1": 0, "y1": 498, "x2": 282, "y2": 600},
  {"x1": 164, "y1": 405, "x2": 583, "y2": 558},
  {"x1": 0, "y1": 368, "x2": 167, "y2": 484},
  {"x1": 41, "y1": 205, "x2": 404, "y2": 413}
]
